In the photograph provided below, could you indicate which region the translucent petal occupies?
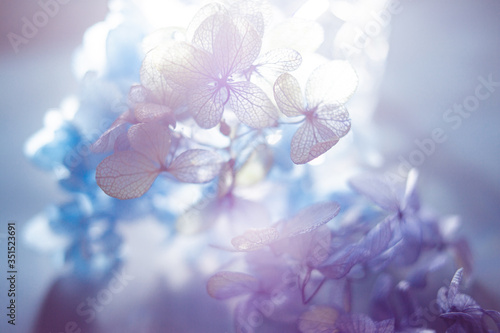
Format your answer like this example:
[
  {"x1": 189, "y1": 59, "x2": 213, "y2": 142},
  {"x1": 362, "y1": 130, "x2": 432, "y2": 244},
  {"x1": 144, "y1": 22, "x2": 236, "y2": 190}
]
[
  {"x1": 140, "y1": 48, "x2": 185, "y2": 108},
  {"x1": 348, "y1": 174, "x2": 401, "y2": 213},
  {"x1": 315, "y1": 103, "x2": 351, "y2": 138},
  {"x1": 336, "y1": 314, "x2": 377, "y2": 333},
  {"x1": 448, "y1": 268, "x2": 464, "y2": 304},
  {"x1": 319, "y1": 246, "x2": 367, "y2": 279},
  {"x1": 188, "y1": 85, "x2": 228, "y2": 129},
  {"x1": 229, "y1": 80, "x2": 279, "y2": 128},
  {"x1": 91, "y1": 110, "x2": 134, "y2": 154},
  {"x1": 231, "y1": 227, "x2": 279, "y2": 252},
  {"x1": 214, "y1": 15, "x2": 261, "y2": 74},
  {"x1": 273, "y1": 73, "x2": 304, "y2": 117},
  {"x1": 127, "y1": 122, "x2": 171, "y2": 165},
  {"x1": 282, "y1": 201, "x2": 340, "y2": 238},
  {"x1": 290, "y1": 120, "x2": 340, "y2": 164},
  {"x1": 134, "y1": 102, "x2": 175, "y2": 127},
  {"x1": 206, "y1": 271, "x2": 259, "y2": 300},
  {"x1": 305, "y1": 60, "x2": 358, "y2": 107},
  {"x1": 359, "y1": 218, "x2": 392, "y2": 260},
  {"x1": 263, "y1": 18, "x2": 324, "y2": 54},
  {"x1": 298, "y1": 305, "x2": 338, "y2": 333},
  {"x1": 156, "y1": 42, "x2": 214, "y2": 88},
  {"x1": 375, "y1": 319, "x2": 395, "y2": 333},
  {"x1": 228, "y1": 0, "x2": 271, "y2": 38},
  {"x1": 402, "y1": 168, "x2": 420, "y2": 213},
  {"x1": 96, "y1": 151, "x2": 160, "y2": 200},
  {"x1": 186, "y1": 3, "x2": 227, "y2": 44},
  {"x1": 253, "y1": 48, "x2": 302, "y2": 80},
  {"x1": 168, "y1": 149, "x2": 223, "y2": 183}
]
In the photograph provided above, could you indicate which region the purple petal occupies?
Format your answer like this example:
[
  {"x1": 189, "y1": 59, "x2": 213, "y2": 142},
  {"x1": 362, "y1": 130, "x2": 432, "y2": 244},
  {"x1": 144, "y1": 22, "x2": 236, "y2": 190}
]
[
  {"x1": 231, "y1": 227, "x2": 279, "y2": 252},
  {"x1": 254, "y1": 48, "x2": 302, "y2": 79},
  {"x1": 189, "y1": 84, "x2": 228, "y2": 129},
  {"x1": 315, "y1": 103, "x2": 351, "y2": 139},
  {"x1": 134, "y1": 102, "x2": 175, "y2": 127},
  {"x1": 127, "y1": 122, "x2": 171, "y2": 165},
  {"x1": 375, "y1": 319, "x2": 395, "y2": 333},
  {"x1": 282, "y1": 201, "x2": 340, "y2": 238},
  {"x1": 448, "y1": 268, "x2": 464, "y2": 305},
  {"x1": 91, "y1": 110, "x2": 135, "y2": 154},
  {"x1": 228, "y1": 80, "x2": 279, "y2": 128},
  {"x1": 359, "y1": 218, "x2": 393, "y2": 260},
  {"x1": 298, "y1": 306, "x2": 338, "y2": 333},
  {"x1": 96, "y1": 151, "x2": 160, "y2": 200},
  {"x1": 206, "y1": 271, "x2": 259, "y2": 300},
  {"x1": 335, "y1": 313, "x2": 377, "y2": 333},
  {"x1": 273, "y1": 73, "x2": 304, "y2": 117},
  {"x1": 168, "y1": 149, "x2": 223, "y2": 183},
  {"x1": 305, "y1": 60, "x2": 358, "y2": 107},
  {"x1": 348, "y1": 174, "x2": 401, "y2": 213},
  {"x1": 290, "y1": 120, "x2": 339, "y2": 164}
]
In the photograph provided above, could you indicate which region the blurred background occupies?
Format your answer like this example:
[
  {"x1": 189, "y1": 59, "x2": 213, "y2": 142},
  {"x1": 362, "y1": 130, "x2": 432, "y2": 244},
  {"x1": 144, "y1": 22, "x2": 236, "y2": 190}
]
[{"x1": 0, "y1": 0, "x2": 499, "y2": 331}]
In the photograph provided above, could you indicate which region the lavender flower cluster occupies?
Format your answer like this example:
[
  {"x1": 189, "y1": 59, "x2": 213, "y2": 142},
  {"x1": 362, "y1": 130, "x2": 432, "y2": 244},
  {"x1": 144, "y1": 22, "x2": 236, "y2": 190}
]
[{"x1": 25, "y1": 0, "x2": 499, "y2": 332}]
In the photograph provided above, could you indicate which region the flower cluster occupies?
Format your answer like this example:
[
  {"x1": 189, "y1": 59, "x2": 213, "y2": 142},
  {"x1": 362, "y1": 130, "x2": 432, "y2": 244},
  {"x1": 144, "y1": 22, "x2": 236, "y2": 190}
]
[{"x1": 23, "y1": 0, "x2": 499, "y2": 332}]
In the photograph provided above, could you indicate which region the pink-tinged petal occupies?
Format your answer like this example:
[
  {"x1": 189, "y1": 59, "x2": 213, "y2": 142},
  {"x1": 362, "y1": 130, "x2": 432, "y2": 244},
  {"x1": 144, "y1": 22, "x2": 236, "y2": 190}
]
[
  {"x1": 298, "y1": 305, "x2": 338, "y2": 333},
  {"x1": 134, "y1": 102, "x2": 175, "y2": 127},
  {"x1": 315, "y1": 103, "x2": 351, "y2": 138},
  {"x1": 91, "y1": 110, "x2": 135, "y2": 154},
  {"x1": 229, "y1": 80, "x2": 279, "y2": 128},
  {"x1": 228, "y1": 0, "x2": 271, "y2": 38},
  {"x1": 290, "y1": 120, "x2": 340, "y2": 164},
  {"x1": 127, "y1": 122, "x2": 171, "y2": 165},
  {"x1": 187, "y1": 3, "x2": 227, "y2": 45},
  {"x1": 113, "y1": 131, "x2": 130, "y2": 152},
  {"x1": 189, "y1": 85, "x2": 228, "y2": 129},
  {"x1": 96, "y1": 151, "x2": 160, "y2": 200},
  {"x1": 213, "y1": 15, "x2": 262, "y2": 75},
  {"x1": 156, "y1": 42, "x2": 215, "y2": 88},
  {"x1": 282, "y1": 201, "x2": 340, "y2": 238},
  {"x1": 168, "y1": 149, "x2": 223, "y2": 183},
  {"x1": 253, "y1": 48, "x2": 302, "y2": 79},
  {"x1": 273, "y1": 73, "x2": 304, "y2": 117},
  {"x1": 231, "y1": 227, "x2": 279, "y2": 252},
  {"x1": 140, "y1": 48, "x2": 185, "y2": 109},
  {"x1": 206, "y1": 271, "x2": 259, "y2": 300},
  {"x1": 305, "y1": 60, "x2": 358, "y2": 107}
]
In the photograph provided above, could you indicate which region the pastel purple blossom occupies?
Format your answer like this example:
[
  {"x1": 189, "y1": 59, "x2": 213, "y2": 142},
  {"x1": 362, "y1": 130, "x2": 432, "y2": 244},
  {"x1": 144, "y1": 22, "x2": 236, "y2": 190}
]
[
  {"x1": 155, "y1": 6, "x2": 280, "y2": 129},
  {"x1": 96, "y1": 122, "x2": 223, "y2": 199},
  {"x1": 273, "y1": 60, "x2": 357, "y2": 164}
]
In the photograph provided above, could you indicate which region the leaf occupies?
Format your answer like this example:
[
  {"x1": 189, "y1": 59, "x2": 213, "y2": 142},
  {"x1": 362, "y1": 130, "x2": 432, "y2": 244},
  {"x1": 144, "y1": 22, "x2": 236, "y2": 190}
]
[
  {"x1": 188, "y1": 84, "x2": 228, "y2": 129},
  {"x1": 91, "y1": 110, "x2": 135, "y2": 154},
  {"x1": 305, "y1": 60, "x2": 358, "y2": 107},
  {"x1": 298, "y1": 305, "x2": 338, "y2": 333},
  {"x1": 96, "y1": 151, "x2": 160, "y2": 200},
  {"x1": 127, "y1": 122, "x2": 171, "y2": 165},
  {"x1": 229, "y1": 80, "x2": 279, "y2": 128},
  {"x1": 168, "y1": 149, "x2": 223, "y2": 183},
  {"x1": 207, "y1": 271, "x2": 259, "y2": 300},
  {"x1": 231, "y1": 227, "x2": 279, "y2": 251},
  {"x1": 282, "y1": 201, "x2": 340, "y2": 238},
  {"x1": 273, "y1": 73, "x2": 304, "y2": 117},
  {"x1": 290, "y1": 119, "x2": 340, "y2": 164}
]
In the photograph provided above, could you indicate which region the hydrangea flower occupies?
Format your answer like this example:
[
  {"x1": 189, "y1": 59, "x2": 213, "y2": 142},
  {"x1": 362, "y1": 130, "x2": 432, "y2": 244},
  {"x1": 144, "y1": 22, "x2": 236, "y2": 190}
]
[
  {"x1": 96, "y1": 122, "x2": 223, "y2": 199},
  {"x1": 273, "y1": 60, "x2": 357, "y2": 164}
]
